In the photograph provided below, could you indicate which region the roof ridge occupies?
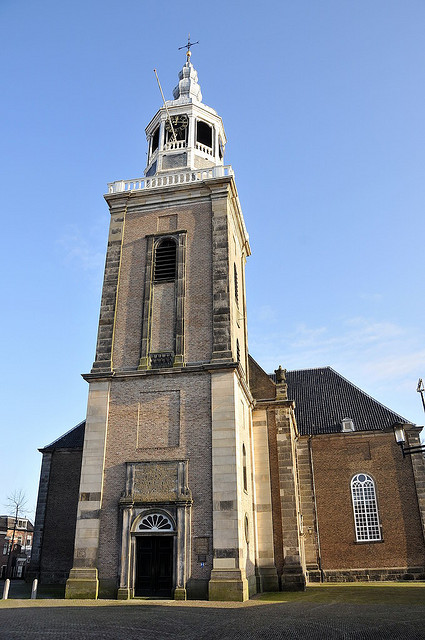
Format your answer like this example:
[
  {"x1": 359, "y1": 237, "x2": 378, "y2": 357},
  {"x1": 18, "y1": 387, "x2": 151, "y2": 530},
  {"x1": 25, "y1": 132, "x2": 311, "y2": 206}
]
[
  {"x1": 42, "y1": 420, "x2": 85, "y2": 450},
  {"x1": 286, "y1": 366, "x2": 332, "y2": 373},
  {"x1": 325, "y1": 368, "x2": 413, "y2": 425}
]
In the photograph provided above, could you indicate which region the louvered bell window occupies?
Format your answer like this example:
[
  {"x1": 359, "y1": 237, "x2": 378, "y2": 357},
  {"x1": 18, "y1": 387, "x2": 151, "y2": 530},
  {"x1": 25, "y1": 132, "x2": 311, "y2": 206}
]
[{"x1": 154, "y1": 238, "x2": 177, "y2": 281}]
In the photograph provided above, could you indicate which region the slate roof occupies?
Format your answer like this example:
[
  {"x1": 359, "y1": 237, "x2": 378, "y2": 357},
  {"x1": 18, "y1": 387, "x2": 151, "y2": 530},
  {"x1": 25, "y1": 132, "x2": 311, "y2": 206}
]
[
  {"x1": 282, "y1": 367, "x2": 412, "y2": 436},
  {"x1": 40, "y1": 421, "x2": 86, "y2": 452}
]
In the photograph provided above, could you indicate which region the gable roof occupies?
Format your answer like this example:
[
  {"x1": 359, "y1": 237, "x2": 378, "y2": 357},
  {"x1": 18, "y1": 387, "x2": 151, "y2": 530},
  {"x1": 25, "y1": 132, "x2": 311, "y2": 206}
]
[
  {"x1": 40, "y1": 421, "x2": 86, "y2": 452},
  {"x1": 284, "y1": 367, "x2": 412, "y2": 436}
]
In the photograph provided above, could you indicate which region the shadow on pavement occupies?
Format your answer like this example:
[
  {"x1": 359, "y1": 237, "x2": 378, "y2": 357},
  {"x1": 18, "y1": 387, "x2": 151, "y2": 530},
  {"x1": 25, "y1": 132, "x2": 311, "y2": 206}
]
[{"x1": 0, "y1": 601, "x2": 424, "y2": 640}]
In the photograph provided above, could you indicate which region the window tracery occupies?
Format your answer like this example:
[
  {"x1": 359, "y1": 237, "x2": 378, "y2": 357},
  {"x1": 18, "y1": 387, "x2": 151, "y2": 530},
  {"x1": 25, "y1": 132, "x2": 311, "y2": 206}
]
[{"x1": 351, "y1": 473, "x2": 381, "y2": 542}]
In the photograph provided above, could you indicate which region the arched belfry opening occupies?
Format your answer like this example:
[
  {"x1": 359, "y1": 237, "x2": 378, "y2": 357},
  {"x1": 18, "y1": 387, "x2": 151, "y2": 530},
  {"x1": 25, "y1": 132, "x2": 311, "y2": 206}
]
[
  {"x1": 154, "y1": 238, "x2": 177, "y2": 282},
  {"x1": 139, "y1": 233, "x2": 187, "y2": 370}
]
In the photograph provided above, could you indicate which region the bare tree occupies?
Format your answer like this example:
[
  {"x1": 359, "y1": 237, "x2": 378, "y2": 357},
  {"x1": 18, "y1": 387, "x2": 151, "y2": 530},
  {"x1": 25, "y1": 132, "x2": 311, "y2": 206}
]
[{"x1": 4, "y1": 490, "x2": 28, "y2": 579}]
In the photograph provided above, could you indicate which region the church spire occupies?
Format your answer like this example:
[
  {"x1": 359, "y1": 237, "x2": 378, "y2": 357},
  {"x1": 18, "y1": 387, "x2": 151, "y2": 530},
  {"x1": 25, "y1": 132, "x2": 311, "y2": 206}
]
[
  {"x1": 173, "y1": 35, "x2": 202, "y2": 103},
  {"x1": 144, "y1": 51, "x2": 226, "y2": 177},
  {"x1": 172, "y1": 58, "x2": 202, "y2": 104}
]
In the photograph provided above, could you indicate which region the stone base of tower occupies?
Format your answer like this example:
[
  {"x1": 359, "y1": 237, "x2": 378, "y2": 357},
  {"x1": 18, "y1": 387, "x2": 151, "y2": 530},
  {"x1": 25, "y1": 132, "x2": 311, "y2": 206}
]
[
  {"x1": 281, "y1": 564, "x2": 307, "y2": 591},
  {"x1": 65, "y1": 568, "x2": 99, "y2": 599},
  {"x1": 256, "y1": 566, "x2": 279, "y2": 592},
  {"x1": 208, "y1": 569, "x2": 249, "y2": 602}
]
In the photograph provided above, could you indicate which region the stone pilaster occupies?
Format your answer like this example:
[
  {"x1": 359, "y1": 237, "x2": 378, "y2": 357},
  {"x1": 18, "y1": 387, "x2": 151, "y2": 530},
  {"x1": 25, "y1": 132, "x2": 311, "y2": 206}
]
[
  {"x1": 407, "y1": 426, "x2": 425, "y2": 544},
  {"x1": 138, "y1": 235, "x2": 154, "y2": 370},
  {"x1": 173, "y1": 233, "x2": 187, "y2": 367},
  {"x1": 209, "y1": 369, "x2": 249, "y2": 601},
  {"x1": 65, "y1": 380, "x2": 110, "y2": 599},
  {"x1": 210, "y1": 187, "x2": 232, "y2": 363},
  {"x1": 252, "y1": 409, "x2": 279, "y2": 591},
  {"x1": 27, "y1": 452, "x2": 52, "y2": 581},
  {"x1": 92, "y1": 196, "x2": 126, "y2": 372},
  {"x1": 275, "y1": 400, "x2": 306, "y2": 590},
  {"x1": 174, "y1": 503, "x2": 190, "y2": 600},
  {"x1": 296, "y1": 438, "x2": 321, "y2": 581},
  {"x1": 117, "y1": 504, "x2": 133, "y2": 600}
]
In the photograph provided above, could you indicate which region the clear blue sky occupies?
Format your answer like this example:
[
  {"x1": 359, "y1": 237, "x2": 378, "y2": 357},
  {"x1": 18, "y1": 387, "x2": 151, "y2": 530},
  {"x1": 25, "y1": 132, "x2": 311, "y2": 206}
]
[{"x1": 1, "y1": 0, "x2": 424, "y2": 519}]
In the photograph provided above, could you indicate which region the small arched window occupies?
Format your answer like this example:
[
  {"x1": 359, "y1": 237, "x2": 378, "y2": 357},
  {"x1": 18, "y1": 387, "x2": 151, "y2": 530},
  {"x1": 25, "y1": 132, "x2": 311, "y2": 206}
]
[
  {"x1": 351, "y1": 473, "x2": 381, "y2": 542},
  {"x1": 242, "y1": 444, "x2": 247, "y2": 492},
  {"x1": 154, "y1": 238, "x2": 177, "y2": 282}
]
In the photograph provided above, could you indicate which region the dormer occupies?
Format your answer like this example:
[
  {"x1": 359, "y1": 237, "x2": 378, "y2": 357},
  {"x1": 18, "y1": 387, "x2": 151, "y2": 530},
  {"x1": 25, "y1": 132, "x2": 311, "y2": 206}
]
[
  {"x1": 341, "y1": 417, "x2": 355, "y2": 432},
  {"x1": 145, "y1": 54, "x2": 227, "y2": 177}
]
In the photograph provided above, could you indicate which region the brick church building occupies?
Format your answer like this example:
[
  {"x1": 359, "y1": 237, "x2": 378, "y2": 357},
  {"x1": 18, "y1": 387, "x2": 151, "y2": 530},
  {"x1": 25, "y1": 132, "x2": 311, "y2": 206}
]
[{"x1": 29, "y1": 53, "x2": 425, "y2": 600}]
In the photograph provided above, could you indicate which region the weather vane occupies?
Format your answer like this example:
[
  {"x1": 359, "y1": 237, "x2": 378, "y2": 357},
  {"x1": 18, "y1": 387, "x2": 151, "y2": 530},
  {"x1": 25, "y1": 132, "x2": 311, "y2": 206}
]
[{"x1": 178, "y1": 33, "x2": 199, "y2": 61}]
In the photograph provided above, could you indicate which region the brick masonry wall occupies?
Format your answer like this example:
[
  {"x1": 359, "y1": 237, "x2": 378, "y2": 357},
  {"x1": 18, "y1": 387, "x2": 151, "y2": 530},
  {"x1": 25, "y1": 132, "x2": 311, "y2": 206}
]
[
  {"x1": 249, "y1": 357, "x2": 276, "y2": 401},
  {"x1": 97, "y1": 372, "x2": 213, "y2": 587},
  {"x1": 150, "y1": 281, "x2": 176, "y2": 353},
  {"x1": 111, "y1": 192, "x2": 213, "y2": 370},
  {"x1": 39, "y1": 450, "x2": 83, "y2": 582},
  {"x1": 311, "y1": 432, "x2": 425, "y2": 571}
]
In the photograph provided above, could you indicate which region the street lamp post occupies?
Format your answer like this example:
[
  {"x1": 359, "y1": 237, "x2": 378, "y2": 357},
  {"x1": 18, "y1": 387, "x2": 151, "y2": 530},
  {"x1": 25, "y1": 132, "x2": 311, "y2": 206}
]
[{"x1": 417, "y1": 379, "x2": 425, "y2": 414}]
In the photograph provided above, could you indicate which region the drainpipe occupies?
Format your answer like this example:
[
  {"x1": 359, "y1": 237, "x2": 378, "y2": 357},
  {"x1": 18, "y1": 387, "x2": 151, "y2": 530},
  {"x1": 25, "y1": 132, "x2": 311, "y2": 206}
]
[{"x1": 308, "y1": 436, "x2": 324, "y2": 583}]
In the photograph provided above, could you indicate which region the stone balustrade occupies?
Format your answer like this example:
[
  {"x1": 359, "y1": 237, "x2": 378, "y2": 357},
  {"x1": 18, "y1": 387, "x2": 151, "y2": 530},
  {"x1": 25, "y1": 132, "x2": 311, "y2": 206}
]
[
  {"x1": 107, "y1": 165, "x2": 234, "y2": 194},
  {"x1": 196, "y1": 142, "x2": 213, "y2": 156},
  {"x1": 164, "y1": 140, "x2": 186, "y2": 151}
]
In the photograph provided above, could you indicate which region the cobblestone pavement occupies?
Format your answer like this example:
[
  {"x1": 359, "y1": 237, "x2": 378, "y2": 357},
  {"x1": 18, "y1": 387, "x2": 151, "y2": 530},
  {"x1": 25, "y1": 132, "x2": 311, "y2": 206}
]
[{"x1": 0, "y1": 599, "x2": 424, "y2": 640}]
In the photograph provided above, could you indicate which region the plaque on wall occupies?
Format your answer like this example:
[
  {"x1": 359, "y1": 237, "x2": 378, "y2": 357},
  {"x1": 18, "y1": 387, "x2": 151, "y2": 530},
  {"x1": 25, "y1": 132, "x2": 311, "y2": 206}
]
[{"x1": 123, "y1": 460, "x2": 191, "y2": 504}]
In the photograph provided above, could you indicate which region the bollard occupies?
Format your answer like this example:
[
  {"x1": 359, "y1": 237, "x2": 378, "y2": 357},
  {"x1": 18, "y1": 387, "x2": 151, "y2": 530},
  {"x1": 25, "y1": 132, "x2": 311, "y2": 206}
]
[
  {"x1": 31, "y1": 578, "x2": 38, "y2": 600},
  {"x1": 2, "y1": 579, "x2": 10, "y2": 600}
]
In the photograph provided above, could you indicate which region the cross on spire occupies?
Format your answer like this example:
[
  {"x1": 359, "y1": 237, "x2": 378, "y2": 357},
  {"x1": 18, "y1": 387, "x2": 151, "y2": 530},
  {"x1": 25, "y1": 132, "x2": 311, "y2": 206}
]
[{"x1": 178, "y1": 34, "x2": 199, "y2": 61}]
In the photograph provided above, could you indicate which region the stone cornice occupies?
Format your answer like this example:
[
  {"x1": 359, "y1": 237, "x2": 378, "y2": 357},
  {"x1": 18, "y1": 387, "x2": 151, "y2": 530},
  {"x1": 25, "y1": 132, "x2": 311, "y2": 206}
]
[
  {"x1": 256, "y1": 399, "x2": 295, "y2": 409},
  {"x1": 82, "y1": 360, "x2": 239, "y2": 383}
]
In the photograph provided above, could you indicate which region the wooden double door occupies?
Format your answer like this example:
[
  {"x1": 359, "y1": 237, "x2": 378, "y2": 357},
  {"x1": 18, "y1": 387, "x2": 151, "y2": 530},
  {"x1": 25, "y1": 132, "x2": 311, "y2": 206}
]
[{"x1": 135, "y1": 536, "x2": 174, "y2": 597}]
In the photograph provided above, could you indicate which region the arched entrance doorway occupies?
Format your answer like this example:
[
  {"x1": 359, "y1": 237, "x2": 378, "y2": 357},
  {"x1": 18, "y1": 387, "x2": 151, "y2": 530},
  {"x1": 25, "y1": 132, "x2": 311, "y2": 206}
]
[
  {"x1": 133, "y1": 511, "x2": 176, "y2": 598},
  {"x1": 118, "y1": 461, "x2": 192, "y2": 600}
]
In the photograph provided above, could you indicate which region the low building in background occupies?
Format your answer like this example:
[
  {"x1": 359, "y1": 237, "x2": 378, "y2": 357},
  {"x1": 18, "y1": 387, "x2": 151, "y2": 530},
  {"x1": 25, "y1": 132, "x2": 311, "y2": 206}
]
[{"x1": 1, "y1": 516, "x2": 33, "y2": 579}]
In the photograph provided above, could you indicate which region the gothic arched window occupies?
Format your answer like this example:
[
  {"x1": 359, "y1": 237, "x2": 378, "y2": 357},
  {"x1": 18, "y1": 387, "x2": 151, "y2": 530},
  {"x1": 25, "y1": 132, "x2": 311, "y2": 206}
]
[
  {"x1": 154, "y1": 238, "x2": 177, "y2": 282},
  {"x1": 351, "y1": 473, "x2": 381, "y2": 542}
]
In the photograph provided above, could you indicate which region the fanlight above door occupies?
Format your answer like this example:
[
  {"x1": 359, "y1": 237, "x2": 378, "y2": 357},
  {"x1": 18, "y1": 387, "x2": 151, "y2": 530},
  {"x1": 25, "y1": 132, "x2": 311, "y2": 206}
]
[{"x1": 138, "y1": 513, "x2": 174, "y2": 532}]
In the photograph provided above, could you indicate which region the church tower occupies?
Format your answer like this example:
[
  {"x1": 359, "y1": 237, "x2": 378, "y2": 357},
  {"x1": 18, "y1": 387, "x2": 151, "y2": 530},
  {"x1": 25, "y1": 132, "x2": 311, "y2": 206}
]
[{"x1": 65, "y1": 51, "x2": 256, "y2": 601}]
